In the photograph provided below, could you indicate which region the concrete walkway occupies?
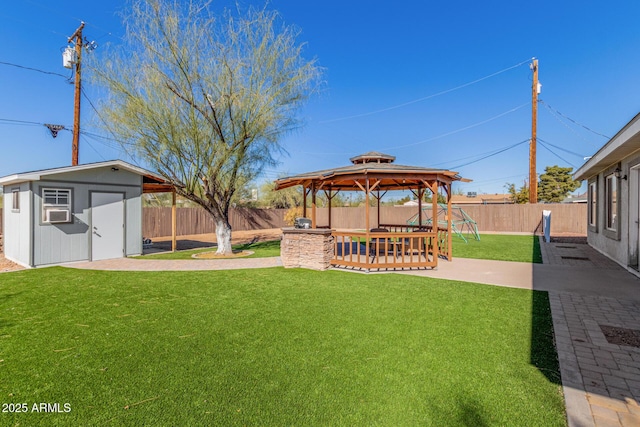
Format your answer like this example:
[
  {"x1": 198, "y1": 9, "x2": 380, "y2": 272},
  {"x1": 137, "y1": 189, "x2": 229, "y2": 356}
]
[
  {"x1": 65, "y1": 256, "x2": 282, "y2": 271},
  {"x1": 61, "y1": 238, "x2": 640, "y2": 426}
]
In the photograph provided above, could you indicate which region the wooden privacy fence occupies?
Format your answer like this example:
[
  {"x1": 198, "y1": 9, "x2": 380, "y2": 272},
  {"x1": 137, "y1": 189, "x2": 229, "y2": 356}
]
[
  {"x1": 142, "y1": 204, "x2": 586, "y2": 238},
  {"x1": 143, "y1": 207, "x2": 287, "y2": 238},
  {"x1": 312, "y1": 203, "x2": 587, "y2": 235},
  {"x1": 0, "y1": 204, "x2": 587, "y2": 238}
]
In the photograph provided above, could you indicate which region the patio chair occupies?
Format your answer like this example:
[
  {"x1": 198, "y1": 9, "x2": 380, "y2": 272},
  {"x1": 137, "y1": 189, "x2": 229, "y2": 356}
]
[
  {"x1": 369, "y1": 228, "x2": 394, "y2": 261},
  {"x1": 403, "y1": 227, "x2": 428, "y2": 256}
]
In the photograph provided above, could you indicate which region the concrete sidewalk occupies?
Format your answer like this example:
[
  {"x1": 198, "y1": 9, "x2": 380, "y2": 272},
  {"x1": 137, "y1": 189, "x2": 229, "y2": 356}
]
[{"x1": 65, "y1": 256, "x2": 282, "y2": 271}]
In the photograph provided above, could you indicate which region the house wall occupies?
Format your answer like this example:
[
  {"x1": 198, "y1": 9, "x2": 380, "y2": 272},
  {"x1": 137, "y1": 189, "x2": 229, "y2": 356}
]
[
  {"x1": 587, "y1": 155, "x2": 640, "y2": 270},
  {"x1": 2, "y1": 182, "x2": 32, "y2": 266},
  {"x1": 30, "y1": 167, "x2": 143, "y2": 266}
]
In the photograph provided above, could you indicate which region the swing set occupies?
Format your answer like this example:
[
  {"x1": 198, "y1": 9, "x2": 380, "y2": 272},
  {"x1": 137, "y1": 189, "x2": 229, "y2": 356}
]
[{"x1": 406, "y1": 204, "x2": 480, "y2": 243}]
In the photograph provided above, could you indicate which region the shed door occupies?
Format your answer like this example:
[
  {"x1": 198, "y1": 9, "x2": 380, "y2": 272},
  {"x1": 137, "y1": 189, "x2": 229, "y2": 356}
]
[{"x1": 91, "y1": 192, "x2": 124, "y2": 261}]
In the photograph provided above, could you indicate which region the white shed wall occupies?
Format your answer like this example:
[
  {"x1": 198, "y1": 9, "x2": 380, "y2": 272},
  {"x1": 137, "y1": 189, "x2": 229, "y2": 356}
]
[
  {"x1": 30, "y1": 167, "x2": 143, "y2": 266},
  {"x1": 2, "y1": 183, "x2": 32, "y2": 267}
]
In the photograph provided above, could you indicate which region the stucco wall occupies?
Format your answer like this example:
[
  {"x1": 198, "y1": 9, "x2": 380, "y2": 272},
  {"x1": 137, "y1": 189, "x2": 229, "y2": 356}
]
[{"x1": 587, "y1": 156, "x2": 638, "y2": 270}]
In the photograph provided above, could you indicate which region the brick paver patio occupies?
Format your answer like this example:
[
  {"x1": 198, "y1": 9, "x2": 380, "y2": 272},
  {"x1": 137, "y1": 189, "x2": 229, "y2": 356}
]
[{"x1": 542, "y1": 239, "x2": 640, "y2": 427}]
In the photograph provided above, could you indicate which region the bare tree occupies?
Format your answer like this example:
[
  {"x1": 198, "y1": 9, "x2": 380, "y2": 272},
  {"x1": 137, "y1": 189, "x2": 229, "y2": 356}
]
[{"x1": 89, "y1": 0, "x2": 321, "y2": 253}]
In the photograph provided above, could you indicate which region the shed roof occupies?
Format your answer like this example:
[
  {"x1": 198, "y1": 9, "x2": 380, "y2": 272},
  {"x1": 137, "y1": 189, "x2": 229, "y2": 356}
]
[
  {"x1": 574, "y1": 112, "x2": 640, "y2": 181},
  {"x1": 0, "y1": 159, "x2": 171, "y2": 192}
]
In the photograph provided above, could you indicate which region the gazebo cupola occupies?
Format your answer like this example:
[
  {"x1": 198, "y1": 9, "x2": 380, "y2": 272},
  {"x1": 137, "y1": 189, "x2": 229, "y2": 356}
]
[{"x1": 349, "y1": 151, "x2": 396, "y2": 164}]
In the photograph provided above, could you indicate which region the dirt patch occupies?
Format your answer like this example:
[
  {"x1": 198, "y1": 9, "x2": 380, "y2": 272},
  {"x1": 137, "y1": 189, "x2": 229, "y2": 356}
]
[
  {"x1": 600, "y1": 325, "x2": 640, "y2": 348},
  {"x1": 0, "y1": 254, "x2": 23, "y2": 273},
  {"x1": 192, "y1": 250, "x2": 254, "y2": 259},
  {"x1": 0, "y1": 235, "x2": 25, "y2": 272}
]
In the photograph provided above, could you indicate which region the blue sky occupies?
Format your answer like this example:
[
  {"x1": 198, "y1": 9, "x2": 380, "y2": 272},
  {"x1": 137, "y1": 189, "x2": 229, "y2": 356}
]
[{"x1": 1, "y1": 0, "x2": 639, "y2": 195}]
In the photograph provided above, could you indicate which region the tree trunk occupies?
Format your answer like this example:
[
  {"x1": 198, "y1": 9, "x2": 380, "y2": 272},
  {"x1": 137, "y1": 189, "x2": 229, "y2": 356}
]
[{"x1": 215, "y1": 219, "x2": 233, "y2": 254}]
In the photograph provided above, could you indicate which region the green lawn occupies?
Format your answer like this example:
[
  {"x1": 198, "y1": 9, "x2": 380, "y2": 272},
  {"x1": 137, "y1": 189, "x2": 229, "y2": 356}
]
[
  {"x1": 139, "y1": 240, "x2": 281, "y2": 260},
  {"x1": 452, "y1": 233, "x2": 542, "y2": 263},
  {"x1": 141, "y1": 234, "x2": 542, "y2": 264},
  {"x1": 0, "y1": 267, "x2": 564, "y2": 426}
]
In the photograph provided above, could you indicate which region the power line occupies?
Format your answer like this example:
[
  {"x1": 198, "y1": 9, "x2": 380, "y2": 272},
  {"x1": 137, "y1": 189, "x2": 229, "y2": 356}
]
[
  {"x1": 430, "y1": 138, "x2": 532, "y2": 168},
  {"x1": 450, "y1": 139, "x2": 529, "y2": 169},
  {"x1": 289, "y1": 101, "x2": 529, "y2": 156},
  {"x1": 0, "y1": 61, "x2": 71, "y2": 80},
  {"x1": 0, "y1": 118, "x2": 49, "y2": 126},
  {"x1": 380, "y1": 102, "x2": 530, "y2": 151},
  {"x1": 538, "y1": 140, "x2": 576, "y2": 168},
  {"x1": 81, "y1": 137, "x2": 107, "y2": 161},
  {"x1": 320, "y1": 58, "x2": 533, "y2": 123},
  {"x1": 80, "y1": 87, "x2": 142, "y2": 166},
  {"x1": 537, "y1": 137, "x2": 587, "y2": 158},
  {"x1": 540, "y1": 100, "x2": 610, "y2": 139}
]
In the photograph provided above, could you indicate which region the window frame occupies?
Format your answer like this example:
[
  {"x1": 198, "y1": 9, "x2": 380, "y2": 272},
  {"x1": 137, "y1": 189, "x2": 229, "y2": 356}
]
[
  {"x1": 41, "y1": 187, "x2": 73, "y2": 224},
  {"x1": 602, "y1": 166, "x2": 621, "y2": 241},
  {"x1": 588, "y1": 180, "x2": 597, "y2": 231},
  {"x1": 11, "y1": 188, "x2": 20, "y2": 212},
  {"x1": 605, "y1": 174, "x2": 617, "y2": 231}
]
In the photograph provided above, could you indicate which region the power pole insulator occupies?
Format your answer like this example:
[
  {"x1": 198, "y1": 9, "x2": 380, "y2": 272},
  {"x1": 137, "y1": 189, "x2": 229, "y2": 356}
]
[{"x1": 529, "y1": 58, "x2": 539, "y2": 204}]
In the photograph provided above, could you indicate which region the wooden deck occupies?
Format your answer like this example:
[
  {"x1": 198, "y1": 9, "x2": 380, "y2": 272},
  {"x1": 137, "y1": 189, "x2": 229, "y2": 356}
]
[{"x1": 331, "y1": 226, "x2": 450, "y2": 271}]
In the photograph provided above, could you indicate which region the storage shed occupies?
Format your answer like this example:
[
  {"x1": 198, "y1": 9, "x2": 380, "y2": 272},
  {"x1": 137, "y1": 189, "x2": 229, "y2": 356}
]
[{"x1": 0, "y1": 160, "x2": 170, "y2": 268}]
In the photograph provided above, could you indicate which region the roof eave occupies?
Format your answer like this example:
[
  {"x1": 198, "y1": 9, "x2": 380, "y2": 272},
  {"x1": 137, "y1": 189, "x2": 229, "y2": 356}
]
[{"x1": 574, "y1": 113, "x2": 640, "y2": 181}]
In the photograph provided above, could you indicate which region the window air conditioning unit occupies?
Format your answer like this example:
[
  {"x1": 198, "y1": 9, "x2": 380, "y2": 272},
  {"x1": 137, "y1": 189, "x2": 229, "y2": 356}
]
[{"x1": 45, "y1": 209, "x2": 71, "y2": 223}]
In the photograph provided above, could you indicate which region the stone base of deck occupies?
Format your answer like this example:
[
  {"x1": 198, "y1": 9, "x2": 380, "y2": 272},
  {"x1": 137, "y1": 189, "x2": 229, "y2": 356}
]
[{"x1": 280, "y1": 228, "x2": 334, "y2": 271}]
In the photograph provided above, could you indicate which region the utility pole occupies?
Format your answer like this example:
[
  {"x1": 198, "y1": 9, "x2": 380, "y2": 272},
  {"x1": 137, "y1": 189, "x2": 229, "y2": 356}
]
[
  {"x1": 68, "y1": 22, "x2": 85, "y2": 166},
  {"x1": 529, "y1": 58, "x2": 539, "y2": 204}
]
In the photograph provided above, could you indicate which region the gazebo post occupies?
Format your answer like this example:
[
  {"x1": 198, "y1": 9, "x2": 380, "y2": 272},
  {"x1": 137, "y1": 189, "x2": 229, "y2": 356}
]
[
  {"x1": 417, "y1": 187, "x2": 424, "y2": 227},
  {"x1": 432, "y1": 180, "x2": 439, "y2": 260},
  {"x1": 302, "y1": 185, "x2": 308, "y2": 219},
  {"x1": 327, "y1": 189, "x2": 332, "y2": 229},
  {"x1": 311, "y1": 182, "x2": 317, "y2": 228},
  {"x1": 446, "y1": 181, "x2": 452, "y2": 261},
  {"x1": 365, "y1": 178, "x2": 371, "y2": 267},
  {"x1": 171, "y1": 189, "x2": 177, "y2": 252},
  {"x1": 376, "y1": 189, "x2": 381, "y2": 228}
]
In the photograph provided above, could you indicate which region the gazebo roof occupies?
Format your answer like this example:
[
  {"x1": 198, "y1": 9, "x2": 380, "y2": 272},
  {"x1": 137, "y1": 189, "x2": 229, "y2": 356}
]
[{"x1": 275, "y1": 152, "x2": 470, "y2": 191}]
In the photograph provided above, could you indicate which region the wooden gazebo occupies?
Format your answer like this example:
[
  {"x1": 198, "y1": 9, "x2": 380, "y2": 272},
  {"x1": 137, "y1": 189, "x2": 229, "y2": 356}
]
[{"x1": 275, "y1": 152, "x2": 470, "y2": 271}]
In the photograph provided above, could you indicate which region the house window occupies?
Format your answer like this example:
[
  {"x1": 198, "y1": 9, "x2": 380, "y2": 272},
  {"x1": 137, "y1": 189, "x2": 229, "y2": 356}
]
[
  {"x1": 588, "y1": 181, "x2": 596, "y2": 227},
  {"x1": 11, "y1": 189, "x2": 19, "y2": 212},
  {"x1": 42, "y1": 188, "x2": 72, "y2": 223},
  {"x1": 605, "y1": 174, "x2": 617, "y2": 231}
]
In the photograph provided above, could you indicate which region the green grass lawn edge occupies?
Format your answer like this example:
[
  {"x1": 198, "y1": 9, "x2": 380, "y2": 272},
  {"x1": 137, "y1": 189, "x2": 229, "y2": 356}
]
[{"x1": 139, "y1": 234, "x2": 542, "y2": 264}]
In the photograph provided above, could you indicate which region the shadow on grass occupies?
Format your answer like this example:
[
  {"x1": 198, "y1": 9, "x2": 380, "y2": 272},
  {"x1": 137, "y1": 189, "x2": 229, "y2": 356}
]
[
  {"x1": 234, "y1": 240, "x2": 280, "y2": 251},
  {"x1": 530, "y1": 290, "x2": 561, "y2": 385},
  {"x1": 144, "y1": 239, "x2": 215, "y2": 254},
  {"x1": 530, "y1": 235, "x2": 561, "y2": 385},
  {"x1": 455, "y1": 396, "x2": 489, "y2": 427},
  {"x1": 0, "y1": 291, "x2": 23, "y2": 329}
]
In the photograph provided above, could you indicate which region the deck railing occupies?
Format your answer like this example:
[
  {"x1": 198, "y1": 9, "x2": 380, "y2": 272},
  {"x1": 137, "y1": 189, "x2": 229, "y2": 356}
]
[
  {"x1": 380, "y1": 223, "x2": 451, "y2": 260},
  {"x1": 331, "y1": 228, "x2": 442, "y2": 270}
]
